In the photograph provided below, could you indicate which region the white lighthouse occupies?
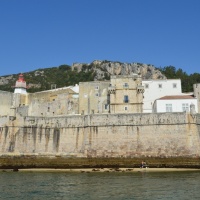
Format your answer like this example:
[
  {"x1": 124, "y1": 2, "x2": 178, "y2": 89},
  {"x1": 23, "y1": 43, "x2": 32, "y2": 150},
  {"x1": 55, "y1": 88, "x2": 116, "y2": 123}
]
[{"x1": 14, "y1": 73, "x2": 27, "y2": 94}]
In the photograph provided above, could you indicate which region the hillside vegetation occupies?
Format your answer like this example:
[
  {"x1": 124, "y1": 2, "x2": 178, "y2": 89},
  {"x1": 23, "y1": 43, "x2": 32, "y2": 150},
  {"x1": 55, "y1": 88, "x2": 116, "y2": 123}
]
[
  {"x1": 158, "y1": 66, "x2": 200, "y2": 92},
  {"x1": 0, "y1": 65, "x2": 96, "y2": 93},
  {"x1": 0, "y1": 60, "x2": 199, "y2": 93}
]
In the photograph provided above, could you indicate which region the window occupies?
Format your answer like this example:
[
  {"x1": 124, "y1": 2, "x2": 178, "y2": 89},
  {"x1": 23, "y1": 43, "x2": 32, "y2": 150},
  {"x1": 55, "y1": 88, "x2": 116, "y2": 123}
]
[
  {"x1": 95, "y1": 93, "x2": 99, "y2": 97},
  {"x1": 182, "y1": 103, "x2": 189, "y2": 112},
  {"x1": 158, "y1": 84, "x2": 162, "y2": 88},
  {"x1": 124, "y1": 106, "x2": 128, "y2": 111},
  {"x1": 173, "y1": 83, "x2": 177, "y2": 88},
  {"x1": 124, "y1": 83, "x2": 129, "y2": 88},
  {"x1": 124, "y1": 95, "x2": 129, "y2": 103},
  {"x1": 145, "y1": 84, "x2": 149, "y2": 89},
  {"x1": 95, "y1": 86, "x2": 99, "y2": 90},
  {"x1": 166, "y1": 104, "x2": 172, "y2": 112},
  {"x1": 105, "y1": 104, "x2": 108, "y2": 110}
]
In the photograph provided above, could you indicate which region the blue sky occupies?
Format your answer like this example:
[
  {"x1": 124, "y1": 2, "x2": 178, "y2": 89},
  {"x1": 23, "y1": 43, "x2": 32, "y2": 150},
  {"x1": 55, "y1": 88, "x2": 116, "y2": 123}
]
[{"x1": 0, "y1": 0, "x2": 199, "y2": 76}]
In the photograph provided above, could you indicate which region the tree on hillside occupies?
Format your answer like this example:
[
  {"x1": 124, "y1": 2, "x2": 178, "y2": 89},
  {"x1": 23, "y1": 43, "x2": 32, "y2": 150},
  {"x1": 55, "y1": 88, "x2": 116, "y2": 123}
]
[{"x1": 159, "y1": 66, "x2": 200, "y2": 92}]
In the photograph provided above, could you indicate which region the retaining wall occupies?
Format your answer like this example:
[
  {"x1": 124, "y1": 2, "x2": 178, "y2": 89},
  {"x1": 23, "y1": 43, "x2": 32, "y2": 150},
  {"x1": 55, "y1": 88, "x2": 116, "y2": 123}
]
[{"x1": 0, "y1": 113, "x2": 199, "y2": 158}]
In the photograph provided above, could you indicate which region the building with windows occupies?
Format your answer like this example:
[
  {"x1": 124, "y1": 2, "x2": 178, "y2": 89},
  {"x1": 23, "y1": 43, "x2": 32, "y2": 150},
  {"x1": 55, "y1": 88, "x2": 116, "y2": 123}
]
[
  {"x1": 2, "y1": 73, "x2": 199, "y2": 118},
  {"x1": 78, "y1": 74, "x2": 144, "y2": 115},
  {"x1": 142, "y1": 79, "x2": 182, "y2": 113},
  {"x1": 27, "y1": 85, "x2": 79, "y2": 116},
  {"x1": 152, "y1": 95, "x2": 198, "y2": 113},
  {"x1": 109, "y1": 74, "x2": 144, "y2": 113},
  {"x1": 79, "y1": 81, "x2": 110, "y2": 115}
]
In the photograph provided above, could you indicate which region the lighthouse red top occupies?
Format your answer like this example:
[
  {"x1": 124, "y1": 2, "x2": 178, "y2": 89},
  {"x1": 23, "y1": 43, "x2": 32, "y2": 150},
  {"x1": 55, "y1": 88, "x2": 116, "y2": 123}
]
[
  {"x1": 14, "y1": 73, "x2": 27, "y2": 89},
  {"x1": 17, "y1": 73, "x2": 25, "y2": 82}
]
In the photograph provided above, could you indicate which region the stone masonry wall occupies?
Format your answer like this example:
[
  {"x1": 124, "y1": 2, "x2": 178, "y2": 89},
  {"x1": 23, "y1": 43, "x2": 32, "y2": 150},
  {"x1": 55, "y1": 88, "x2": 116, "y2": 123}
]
[
  {"x1": 0, "y1": 113, "x2": 199, "y2": 158},
  {"x1": 0, "y1": 91, "x2": 13, "y2": 116}
]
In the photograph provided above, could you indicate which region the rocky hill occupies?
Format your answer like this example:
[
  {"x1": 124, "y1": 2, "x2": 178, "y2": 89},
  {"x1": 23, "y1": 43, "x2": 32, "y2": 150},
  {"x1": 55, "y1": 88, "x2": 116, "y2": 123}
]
[
  {"x1": 0, "y1": 60, "x2": 166, "y2": 93},
  {"x1": 72, "y1": 60, "x2": 166, "y2": 80}
]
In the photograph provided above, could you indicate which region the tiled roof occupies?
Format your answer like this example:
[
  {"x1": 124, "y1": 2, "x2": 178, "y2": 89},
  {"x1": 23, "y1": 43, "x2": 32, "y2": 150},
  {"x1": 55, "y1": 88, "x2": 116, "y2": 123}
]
[{"x1": 158, "y1": 95, "x2": 195, "y2": 100}]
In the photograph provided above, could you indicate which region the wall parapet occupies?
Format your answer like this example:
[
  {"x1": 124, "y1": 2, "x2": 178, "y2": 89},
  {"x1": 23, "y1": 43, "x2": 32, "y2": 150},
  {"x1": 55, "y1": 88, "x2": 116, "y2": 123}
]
[{"x1": 17, "y1": 112, "x2": 193, "y2": 129}]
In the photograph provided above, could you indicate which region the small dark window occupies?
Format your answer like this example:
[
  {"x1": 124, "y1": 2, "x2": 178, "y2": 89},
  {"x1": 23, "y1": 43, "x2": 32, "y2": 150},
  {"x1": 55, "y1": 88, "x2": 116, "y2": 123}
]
[
  {"x1": 124, "y1": 83, "x2": 129, "y2": 88},
  {"x1": 105, "y1": 104, "x2": 108, "y2": 110},
  {"x1": 173, "y1": 83, "x2": 177, "y2": 88},
  {"x1": 124, "y1": 95, "x2": 129, "y2": 103}
]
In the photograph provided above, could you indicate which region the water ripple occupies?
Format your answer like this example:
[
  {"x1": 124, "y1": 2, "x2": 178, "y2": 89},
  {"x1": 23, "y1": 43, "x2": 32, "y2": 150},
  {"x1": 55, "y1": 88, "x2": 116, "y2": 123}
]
[{"x1": 0, "y1": 171, "x2": 200, "y2": 200}]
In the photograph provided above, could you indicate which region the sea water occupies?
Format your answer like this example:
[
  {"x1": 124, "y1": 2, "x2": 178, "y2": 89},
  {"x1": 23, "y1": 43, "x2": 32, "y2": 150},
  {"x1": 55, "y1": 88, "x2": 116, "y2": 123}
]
[{"x1": 0, "y1": 171, "x2": 200, "y2": 200}]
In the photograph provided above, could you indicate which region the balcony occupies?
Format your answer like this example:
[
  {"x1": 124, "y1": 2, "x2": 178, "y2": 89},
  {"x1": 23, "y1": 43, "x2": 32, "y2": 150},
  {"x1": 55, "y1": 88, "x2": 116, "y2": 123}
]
[
  {"x1": 137, "y1": 85, "x2": 144, "y2": 93},
  {"x1": 108, "y1": 86, "x2": 116, "y2": 94},
  {"x1": 123, "y1": 99, "x2": 129, "y2": 103},
  {"x1": 123, "y1": 84, "x2": 129, "y2": 89}
]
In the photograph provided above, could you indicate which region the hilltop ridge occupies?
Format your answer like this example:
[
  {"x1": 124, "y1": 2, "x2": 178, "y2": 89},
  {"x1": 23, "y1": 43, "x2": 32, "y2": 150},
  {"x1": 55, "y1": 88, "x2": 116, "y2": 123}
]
[
  {"x1": 2, "y1": 60, "x2": 199, "y2": 93},
  {"x1": 0, "y1": 60, "x2": 166, "y2": 93},
  {"x1": 72, "y1": 60, "x2": 166, "y2": 80}
]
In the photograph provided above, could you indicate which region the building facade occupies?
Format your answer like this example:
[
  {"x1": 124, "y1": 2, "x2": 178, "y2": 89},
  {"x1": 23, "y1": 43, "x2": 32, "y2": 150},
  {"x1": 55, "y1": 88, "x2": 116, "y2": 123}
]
[
  {"x1": 153, "y1": 95, "x2": 198, "y2": 113},
  {"x1": 109, "y1": 74, "x2": 144, "y2": 113},
  {"x1": 27, "y1": 86, "x2": 79, "y2": 116},
  {"x1": 193, "y1": 83, "x2": 200, "y2": 113},
  {"x1": 1, "y1": 73, "x2": 200, "y2": 118},
  {"x1": 79, "y1": 81, "x2": 110, "y2": 115},
  {"x1": 142, "y1": 79, "x2": 182, "y2": 113}
]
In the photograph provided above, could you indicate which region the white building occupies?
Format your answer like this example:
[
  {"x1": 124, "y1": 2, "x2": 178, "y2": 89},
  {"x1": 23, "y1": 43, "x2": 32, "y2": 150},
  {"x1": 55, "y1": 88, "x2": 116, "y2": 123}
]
[
  {"x1": 142, "y1": 79, "x2": 182, "y2": 113},
  {"x1": 193, "y1": 83, "x2": 200, "y2": 113},
  {"x1": 153, "y1": 95, "x2": 198, "y2": 113}
]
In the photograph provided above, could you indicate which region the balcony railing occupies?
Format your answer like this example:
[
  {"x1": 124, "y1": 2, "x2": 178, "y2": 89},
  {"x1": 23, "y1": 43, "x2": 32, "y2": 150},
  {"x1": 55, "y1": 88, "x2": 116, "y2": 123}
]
[
  {"x1": 108, "y1": 86, "x2": 116, "y2": 94},
  {"x1": 123, "y1": 85, "x2": 129, "y2": 89},
  {"x1": 137, "y1": 85, "x2": 144, "y2": 93},
  {"x1": 124, "y1": 99, "x2": 129, "y2": 103}
]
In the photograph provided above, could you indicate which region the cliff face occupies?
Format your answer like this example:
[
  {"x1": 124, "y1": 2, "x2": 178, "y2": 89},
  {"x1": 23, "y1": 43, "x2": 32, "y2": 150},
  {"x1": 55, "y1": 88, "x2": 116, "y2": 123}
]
[{"x1": 72, "y1": 60, "x2": 166, "y2": 80}]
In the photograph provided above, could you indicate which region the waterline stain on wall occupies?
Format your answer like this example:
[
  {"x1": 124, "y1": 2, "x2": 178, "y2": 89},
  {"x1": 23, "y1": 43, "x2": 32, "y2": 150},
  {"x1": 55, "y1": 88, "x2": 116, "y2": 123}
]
[{"x1": 0, "y1": 113, "x2": 199, "y2": 158}]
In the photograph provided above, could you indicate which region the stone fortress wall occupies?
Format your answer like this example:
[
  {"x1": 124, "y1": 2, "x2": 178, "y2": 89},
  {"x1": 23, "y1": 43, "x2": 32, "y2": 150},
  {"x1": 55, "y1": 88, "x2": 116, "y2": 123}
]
[
  {"x1": 1, "y1": 73, "x2": 200, "y2": 161},
  {"x1": 0, "y1": 112, "x2": 200, "y2": 158},
  {"x1": 0, "y1": 91, "x2": 13, "y2": 116}
]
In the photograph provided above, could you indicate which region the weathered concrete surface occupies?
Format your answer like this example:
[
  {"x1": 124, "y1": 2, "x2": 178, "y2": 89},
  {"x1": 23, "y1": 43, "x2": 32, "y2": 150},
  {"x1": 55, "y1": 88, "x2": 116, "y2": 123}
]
[
  {"x1": 0, "y1": 113, "x2": 200, "y2": 162},
  {"x1": 0, "y1": 157, "x2": 200, "y2": 169}
]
